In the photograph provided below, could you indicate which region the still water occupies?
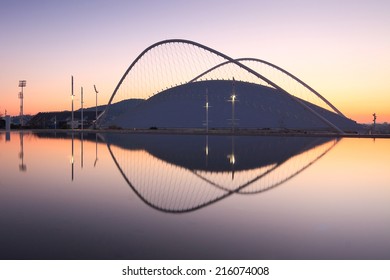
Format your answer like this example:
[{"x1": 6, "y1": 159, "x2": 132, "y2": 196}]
[{"x1": 0, "y1": 131, "x2": 389, "y2": 260}]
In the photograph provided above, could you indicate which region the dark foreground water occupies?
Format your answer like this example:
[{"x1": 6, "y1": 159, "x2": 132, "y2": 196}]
[{"x1": 0, "y1": 131, "x2": 389, "y2": 260}]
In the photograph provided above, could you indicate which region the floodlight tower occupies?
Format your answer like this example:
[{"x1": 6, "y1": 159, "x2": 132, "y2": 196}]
[
  {"x1": 373, "y1": 113, "x2": 377, "y2": 133},
  {"x1": 18, "y1": 80, "x2": 26, "y2": 126}
]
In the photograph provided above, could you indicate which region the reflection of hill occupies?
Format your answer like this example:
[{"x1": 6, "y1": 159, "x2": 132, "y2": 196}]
[
  {"x1": 105, "y1": 134, "x2": 339, "y2": 213},
  {"x1": 104, "y1": 134, "x2": 331, "y2": 172}
]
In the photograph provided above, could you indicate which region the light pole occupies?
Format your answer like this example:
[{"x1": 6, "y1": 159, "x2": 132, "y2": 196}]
[
  {"x1": 80, "y1": 86, "x2": 84, "y2": 169},
  {"x1": 81, "y1": 86, "x2": 84, "y2": 131},
  {"x1": 204, "y1": 88, "x2": 210, "y2": 133},
  {"x1": 228, "y1": 78, "x2": 238, "y2": 133},
  {"x1": 231, "y1": 94, "x2": 236, "y2": 132},
  {"x1": 94, "y1": 85, "x2": 98, "y2": 129},
  {"x1": 18, "y1": 80, "x2": 26, "y2": 127},
  {"x1": 71, "y1": 76, "x2": 74, "y2": 131}
]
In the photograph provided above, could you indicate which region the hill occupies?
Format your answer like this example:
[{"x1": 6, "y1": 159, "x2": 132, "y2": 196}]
[{"x1": 104, "y1": 80, "x2": 359, "y2": 132}]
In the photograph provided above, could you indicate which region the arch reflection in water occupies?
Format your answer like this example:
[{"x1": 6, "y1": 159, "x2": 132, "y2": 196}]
[{"x1": 105, "y1": 134, "x2": 339, "y2": 213}]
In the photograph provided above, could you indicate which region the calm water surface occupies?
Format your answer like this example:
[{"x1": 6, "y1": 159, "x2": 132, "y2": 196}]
[{"x1": 0, "y1": 131, "x2": 389, "y2": 259}]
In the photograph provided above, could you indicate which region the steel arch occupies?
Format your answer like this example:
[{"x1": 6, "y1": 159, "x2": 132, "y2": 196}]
[
  {"x1": 189, "y1": 57, "x2": 346, "y2": 117},
  {"x1": 100, "y1": 39, "x2": 345, "y2": 133}
]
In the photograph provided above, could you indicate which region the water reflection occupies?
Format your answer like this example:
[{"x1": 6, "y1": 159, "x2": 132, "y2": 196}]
[
  {"x1": 68, "y1": 132, "x2": 100, "y2": 180},
  {"x1": 81, "y1": 132, "x2": 84, "y2": 168},
  {"x1": 71, "y1": 132, "x2": 74, "y2": 180},
  {"x1": 94, "y1": 133, "x2": 98, "y2": 167},
  {"x1": 31, "y1": 132, "x2": 338, "y2": 213},
  {"x1": 1, "y1": 132, "x2": 389, "y2": 260},
  {"x1": 103, "y1": 134, "x2": 339, "y2": 213},
  {"x1": 19, "y1": 132, "x2": 27, "y2": 172},
  {"x1": 29, "y1": 133, "x2": 339, "y2": 213}
]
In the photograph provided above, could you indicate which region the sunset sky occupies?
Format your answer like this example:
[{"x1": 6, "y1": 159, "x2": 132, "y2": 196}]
[{"x1": 1, "y1": 0, "x2": 389, "y2": 123}]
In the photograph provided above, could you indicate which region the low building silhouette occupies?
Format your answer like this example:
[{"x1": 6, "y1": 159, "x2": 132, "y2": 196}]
[{"x1": 28, "y1": 111, "x2": 101, "y2": 129}]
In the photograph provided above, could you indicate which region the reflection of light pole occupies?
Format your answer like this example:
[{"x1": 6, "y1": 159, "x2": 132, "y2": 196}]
[
  {"x1": 94, "y1": 133, "x2": 98, "y2": 167},
  {"x1": 81, "y1": 132, "x2": 84, "y2": 169},
  {"x1": 205, "y1": 135, "x2": 209, "y2": 156},
  {"x1": 19, "y1": 132, "x2": 27, "y2": 172},
  {"x1": 18, "y1": 80, "x2": 26, "y2": 127},
  {"x1": 71, "y1": 132, "x2": 74, "y2": 181},
  {"x1": 227, "y1": 136, "x2": 235, "y2": 180},
  {"x1": 94, "y1": 85, "x2": 99, "y2": 129},
  {"x1": 205, "y1": 135, "x2": 209, "y2": 167}
]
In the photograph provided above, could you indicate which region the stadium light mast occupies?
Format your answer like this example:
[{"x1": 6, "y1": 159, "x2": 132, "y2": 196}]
[{"x1": 18, "y1": 80, "x2": 26, "y2": 127}]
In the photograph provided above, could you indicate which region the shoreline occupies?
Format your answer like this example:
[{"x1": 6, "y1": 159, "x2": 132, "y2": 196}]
[{"x1": 2, "y1": 128, "x2": 390, "y2": 138}]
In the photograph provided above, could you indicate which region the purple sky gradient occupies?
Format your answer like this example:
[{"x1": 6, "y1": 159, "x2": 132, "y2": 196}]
[{"x1": 1, "y1": 0, "x2": 389, "y2": 122}]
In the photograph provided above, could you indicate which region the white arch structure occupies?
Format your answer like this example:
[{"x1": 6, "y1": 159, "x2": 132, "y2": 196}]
[
  {"x1": 188, "y1": 57, "x2": 346, "y2": 117},
  {"x1": 99, "y1": 39, "x2": 348, "y2": 133}
]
